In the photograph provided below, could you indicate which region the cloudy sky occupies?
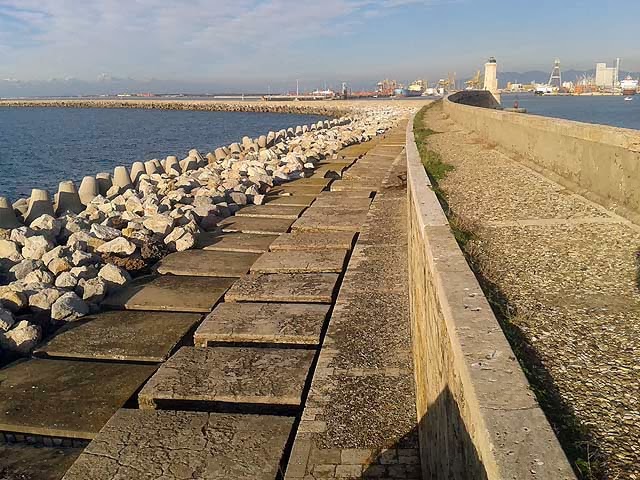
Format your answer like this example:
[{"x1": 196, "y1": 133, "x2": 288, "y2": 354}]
[{"x1": 1, "y1": 0, "x2": 639, "y2": 95}]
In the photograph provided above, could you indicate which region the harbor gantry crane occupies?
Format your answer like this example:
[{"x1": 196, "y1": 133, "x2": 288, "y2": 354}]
[{"x1": 465, "y1": 70, "x2": 482, "y2": 89}]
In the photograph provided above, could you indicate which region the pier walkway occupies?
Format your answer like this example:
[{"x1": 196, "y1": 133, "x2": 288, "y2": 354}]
[
  {"x1": 0, "y1": 122, "x2": 418, "y2": 479},
  {"x1": 421, "y1": 102, "x2": 640, "y2": 479}
]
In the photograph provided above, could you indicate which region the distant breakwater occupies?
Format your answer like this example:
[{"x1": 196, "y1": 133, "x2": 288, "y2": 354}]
[{"x1": 0, "y1": 99, "x2": 351, "y2": 117}]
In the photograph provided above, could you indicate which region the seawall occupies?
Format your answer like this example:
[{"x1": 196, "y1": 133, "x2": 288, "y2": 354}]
[
  {"x1": 0, "y1": 99, "x2": 352, "y2": 117},
  {"x1": 444, "y1": 90, "x2": 640, "y2": 224},
  {"x1": 406, "y1": 111, "x2": 576, "y2": 479}
]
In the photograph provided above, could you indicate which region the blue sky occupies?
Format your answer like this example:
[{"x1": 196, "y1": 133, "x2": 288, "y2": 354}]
[{"x1": 1, "y1": 0, "x2": 639, "y2": 95}]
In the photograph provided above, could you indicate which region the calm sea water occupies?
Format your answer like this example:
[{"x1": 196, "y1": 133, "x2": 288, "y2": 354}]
[
  {"x1": 503, "y1": 93, "x2": 640, "y2": 130},
  {"x1": 0, "y1": 107, "x2": 326, "y2": 201}
]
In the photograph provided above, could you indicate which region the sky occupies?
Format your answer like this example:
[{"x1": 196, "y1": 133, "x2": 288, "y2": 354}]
[{"x1": 1, "y1": 0, "x2": 639, "y2": 95}]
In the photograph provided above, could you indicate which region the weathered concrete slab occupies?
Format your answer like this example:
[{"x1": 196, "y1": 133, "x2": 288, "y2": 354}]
[
  {"x1": 194, "y1": 302, "x2": 329, "y2": 346},
  {"x1": 0, "y1": 359, "x2": 156, "y2": 439},
  {"x1": 156, "y1": 250, "x2": 260, "y2": 277},
  {"x1": 330, "y1": 181, "x2": 377, "y2": 193},
  {"x1": 102, "y1": 275, "x2": 234, "y2": 313},
  {"x1": 269, "y1": 231, "x2": 355, "y2": 251},
  {"x1": 291, "y1": 208, "x2": 369, "y2": 232},
  {"x1": 218, "y1": 216, "x2": 293, "y2": 234},
  {"x1": 34, "y1": 311, "x2": 201, "y2": 363},
  {"x1": 62, "y1": 410, "x2": 293, "y2": 480},
  {"x1": 309, "y1": 195, "x2": 372, "y2": 209},
  {"x1": 312, "y1": 163, "x2": 349, "y2": 178},
  {"x1": 235, "y1": 204, "x2": 306, "y2": 219},
  {"x1": 268, "y1": 184, "x2": 326, "y2": 196},
  {"x1": 0, "y1": 443, "x2": 83, "y2": 480},
  {"x1": 286, "y1": 178, "x2": 332, "y2": 187},
  {"x1": 250, "y1": 249, "x2": 347, "y2": 273},
  {"x1": 196, "y1": 231, "x2": 278, "y2": 253},
  {"x1": 316, "y1": 190, "x2": 372, "y2": 200},
  {"x1": 263, "y1": 194, "x2": 317, "y2": 207},
  {"x1": 138, "y1": 346, "x2": 315, "y2": 409},
  {"x1": 226, "y1": 273, "x2": 339, "y2": 304}
]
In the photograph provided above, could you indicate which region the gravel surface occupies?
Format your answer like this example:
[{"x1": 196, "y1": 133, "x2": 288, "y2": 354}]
[{"x1": 423, "y1": 104, "x2": 640, "y2": 479}]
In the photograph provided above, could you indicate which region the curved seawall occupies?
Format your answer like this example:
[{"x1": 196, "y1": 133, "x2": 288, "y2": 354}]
[
  {"x1": 406, "y1": 111, "x2": 576, "y2": 479},
  {"x1": 444, "y1": 90, "x2": 640, "y2": 224}
]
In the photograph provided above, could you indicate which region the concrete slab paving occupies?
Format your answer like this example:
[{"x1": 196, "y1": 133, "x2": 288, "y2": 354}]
[
  {"x1": 0, "y1": 358, "x2": 156, "y2": 439},
  {"x1": 329, "y1": 181, "x2": 377, "y2": 193},
  {"x1": 269, "y1": 231, "x2": 355, "y2": 251},
  {"x1": 102, "y1": 275, "x2": 234, "y2": 313},
  {"x1": 263, "y1": 194, "x2": 317, "y2": 207},
  {"x1": 226, "y1": 273, "x2": 339, "y2": 304},
  {"x1": 291, "y1": 208, "x2": 369, "y2": 233},
  {"x1": 316, "y1": 191, "x2": 372, "y2": 200},
  {"x1": 235, "y1": 204, "x2": 306, "y2": 219},
  {"x1": 309, "y1": 195, "x2": 372, "y2": 209},
  {"x1": 138, "y1": 346, "x2": 315, "y2": 409},
  {"x1": 196, "y1": 231, "x2": 278, "y2": 253},
  {"x1": 194, "y1": 302, "x2": 330, "y2": 346},
  {"x1": 156, "y1": 250, "x2": 260, "y2": 277},
  {"x1": 0, "y1": 443, "x2": 83, "y2": 480},
  {"x1": 268, "y1": 184, "x2": 326, "y2": 196},
  {"x1": 250, "y1": 249, "x2": 347, "y2": 274},
  {"x1": 286, "y1": 178, "x2": 332, "y2": 187},
  {"x1": 34, "y1": 311, "x2": 201, "y2": 363},
  {"x1": 218, "y1": 216, "x2": 293, "y2": 234},
  {"x1": 62, "y1": 409, "x2": 293, "y2": 480}
]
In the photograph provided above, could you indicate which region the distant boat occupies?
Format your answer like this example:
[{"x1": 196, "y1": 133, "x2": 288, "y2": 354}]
[
  {"x1": 621, "y1": 75, "x2": 638, "y2": 96},
  {"x1": 624, "y1": 96, "x2": 633, "y2": 101}
]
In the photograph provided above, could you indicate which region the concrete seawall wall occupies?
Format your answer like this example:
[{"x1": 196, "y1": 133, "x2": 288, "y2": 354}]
[
  {"x1": 406, "y1": 113, "x2": 576, "y2": 479},
  {"x1": 444, "y1": 90, "x2": 640, "y2": 223}
]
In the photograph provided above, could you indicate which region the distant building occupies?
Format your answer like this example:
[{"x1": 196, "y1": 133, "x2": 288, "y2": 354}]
[{"x1": 595, "y1": 61, "x2": 618, "y2": 88}]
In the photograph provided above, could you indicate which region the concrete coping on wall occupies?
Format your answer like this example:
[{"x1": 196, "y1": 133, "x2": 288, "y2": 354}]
[{"x1": 406, "y1": 111, "x2": 577, "y2": 479}]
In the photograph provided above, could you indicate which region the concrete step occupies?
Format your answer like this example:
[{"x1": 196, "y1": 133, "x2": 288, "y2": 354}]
[
  {"x1": 269, "y1": 231, "x2": 355, "y2": 252},
  {"x1": 250, "y1": 250, "x2": 348, "y2": 274},
  {"x1": 309, "y1": 195, "x2": 372, "y2": 209},
  {"x1": 235, "y1": 204, "x2": 306, "y2": 220},
  {"x1": 0, "y1": 443, "x2": 83, "y2": 480},
  {"x1": 194, "y1": 302, "x2": 330, "y2": 347},
  {"x1": 0, "y1": 358, "x2": 156, "y2": 440},
  {"x1": 62, "y1": 410, "x2": 294, "y2": 480},
  {"x1": 196, "y1": 231, "x2": 279, "y2": 253},
  {"x1": 102, "y1": 275, "x2": 234, "y2": 313},
  {"x1": 34, "y1": 311, "x2": 201, "y2": 363},
  {"x1": 138, "y1": 346, "x2": 315, "y2": 412},
  {"x1": 263, "y1": 194, "x2": 317, "y2": 207},
  {"x1": 226, "y1": 273, "x2": 339, "y2": 304},
  {"x1": 156, "y1": 250, "x2": 260, "y2": 277},
  {"x1": 268, "y1": 184, "x2": 326, "y2": 196},
  {"x1": 291, "y1": 207, "x2": 369, "y2": 233},
  {"x1": 218, "y1": 216, "x2": 294, "y2": 234}
]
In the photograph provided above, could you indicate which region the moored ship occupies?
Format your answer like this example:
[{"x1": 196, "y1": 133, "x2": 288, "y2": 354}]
[{"x1": 621, "y1": 75, "x2": 638, "y2": 95}]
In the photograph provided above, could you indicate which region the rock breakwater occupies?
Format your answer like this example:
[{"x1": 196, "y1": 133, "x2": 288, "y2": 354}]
[{"x1": 0, "y1": 105, "x2": 403, "y2": 358}]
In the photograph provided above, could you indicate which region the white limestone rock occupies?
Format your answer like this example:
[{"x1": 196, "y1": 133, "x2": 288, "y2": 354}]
[
  {"x1": 51, "y1": 292, "x2": 89, "y2": 321},
  {"x1": 0, "y1": 287, "x2": 27, "y2": 313},
  {"x1": 28, "y1": 287, "x2": 64, "y2": 312},
  {"x1": 0, "y1": 320, "x2": 41, "y2": 354},
  {"x1": 0, "y1": 239, "x2": 22, "y2": 262},
  {"x1": 22, "y1": 235, "x2": 53, "y2": 260},
  {"x1": 23, "y1": 269, "x2": 55, "y2": 285},
  {"x1": 97, "y1": 237, "x2": 136, "y2": 256},
  {"x1": 55, "y1": 271, "x2": 79, "y2": 289},
  {"x1": 143, "y1": 215, "x2": 174, "y2": 236},
  {"x1": 78, "y1": 277, "x2": 107, "y2": 303},
  {"x1": 90, "y1": 224, "x2": 121, "y2": 241},
  {"x1": 98, "y1": 264, "x2": 131, "y2": 289}
]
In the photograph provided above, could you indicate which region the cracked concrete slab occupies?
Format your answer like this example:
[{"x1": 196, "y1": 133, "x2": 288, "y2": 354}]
[
  {"x1": 250, "y1": 249, "x2": 347, "y2": 274},
  {"x1": 263, "y1": 195, "x2": 317, "y2": 207},
  {"x1": 225, "y1": 273, "x2": 339, "y2": 304},
  {"x1": 0, "y1": 358, "x2": 156, "y2": 439},
  {"x1": 218, "y1": 216, "x2": 294, "y2": 234},
  {"x1": 269, "y1": 231, "x2": 355, "y2": 252},
  {"x1": 291, "y1": 208, "x2": 369, "y2": 233},
  {"x1": 156, "y1": 250, "x2": 260, "y2": 277},
  {"x1": 235, "y1": 204, "x2": 306, "y2": 219},
  {"x1": 62, "y1": 409, "x2": 294, "y2": 480},
  {"x1": 196, "y1": 231, "x2": 279, "y2": 253},
  {"x1": 194, "y1": 302, "x2": 329, "y2": 346},
  {"x1": 138, "y1": 346, "x2": 315, "y2": 409},
  {"x1": 34, "y1": 311, "x2": 201, "y2": 363},
  {"x1": 102, "y1": 275, "x2": 234, "y2": 313},
  {"x1": 309, "y1": 196, "x2": 372, "y2": 209}
]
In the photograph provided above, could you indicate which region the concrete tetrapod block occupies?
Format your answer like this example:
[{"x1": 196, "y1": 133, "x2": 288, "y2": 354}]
[
  {"x1": 130, "y1": 161, "x2": 146, "y2": 185},
  {"x1": 112, "y1": 166, "x2": 132, "y2": 191},
  {"x1": 55, "y1": 180, "x2": 83, "y2": 215},
  {"x1": 156, "y1": 250, "x2": 261, "y2": 277},
  {"x1": 0, "y1": 358, "x2": 156, "y2": 439},
  {"x1": 94, "y1": 173, "x2": 112, "y2": 196},
  {"x1": 102, "y1": 275, "x2": 234, "y2": 313},
  {"x1": 263, "y1": 194, "x2": 317, "y2": 207},
  {"x1": 143, "y1": 160, "x2": 159, "y2": 175},
  {"x1": 164, "y1": 156, "x2": 180, "y2": 175},
  {"x1": 269, "y1": 231, "x2": 356, "y2": 251},
  {"x1": 62, "y1": 410, "x2": 294, "y2": 480},
  {"x1": 24, "y1": 189, "x2": 54, "y2": 225},
  {"x1": 138, "y1": 346, "x2": 315, "y2": 410},
  {"x1": 34, "y1": 310, "x2": 201, "y2": 363},
  {"x1": 235, "y1": 204, "x2": 306, "y2": 219},
  {"x1": 292, "y1": 207, "x2": 370, "y2": 233},
  {"x1": 194, "y1": 302, "x2": 330, "y2": 346},
  {"x1": 78, "y1": 177, "x2": 99, "y2": 206},
  {"x1": 250, "y1": 249, "x2": 348, "y2": 274},
  {"x1": 226, "y1": 273, "x2": 339, "y2": 304},
  {"x1": 196, "y1": 231, "x2": 278, "y2": 253},
  {"x1": 218, "y1": 216, "x2": 293, "y2": 235},
  {"x1": 0, "y1": 196, "x2": 21, "y2": 229}
]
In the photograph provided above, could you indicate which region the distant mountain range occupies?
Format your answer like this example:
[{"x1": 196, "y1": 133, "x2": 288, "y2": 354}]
[{"x1": 497, "y1": 69, "x2": 640, "y2": 86}]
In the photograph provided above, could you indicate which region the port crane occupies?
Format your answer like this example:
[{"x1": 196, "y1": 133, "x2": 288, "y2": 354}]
[{"x1": 465, "y1": 70, "x2": 482, "y2": 89}]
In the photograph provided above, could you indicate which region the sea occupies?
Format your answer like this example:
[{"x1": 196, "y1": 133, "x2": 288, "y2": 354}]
[
  {"x1": 502, "y1": 93, "x2": 640, "y2": 130},
  {"x1": 0, "y1": 107, "x2": 327, "y2": 201}
]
